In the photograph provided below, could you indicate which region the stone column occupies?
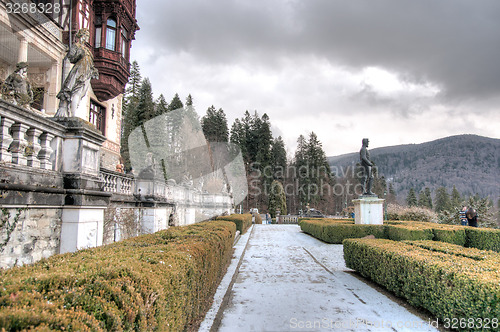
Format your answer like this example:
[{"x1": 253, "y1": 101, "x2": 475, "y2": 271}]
[
  {"x1": 38, "y1": 133, "x2": 54, "y2": 170},
  {"x1": 0, "y1": 117, "x2": 15, "y2": 162},
  {"x1": 26, "y1": 128, "x2": 42, "y2": 168},
  {"x1": 18, "y1": 39, "x2": 28, "y2": 63},
  {"x1": 10, "y1": 123, "x2": 29, "y2": 166}
]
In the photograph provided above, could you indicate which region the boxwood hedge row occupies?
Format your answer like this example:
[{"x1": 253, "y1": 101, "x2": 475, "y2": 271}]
[
  {"x1": 0, "y1": 220, "x2": 236, "y2": 331},
  {"x1": 217, "y1": 213, "x2": 253, "y2": 234},
  {"x1": 299, "y1": 219, "x2": 498, "y2": 251},
  {"x1": 343, "y1": 238, "x2": 500, "y2": 328}
]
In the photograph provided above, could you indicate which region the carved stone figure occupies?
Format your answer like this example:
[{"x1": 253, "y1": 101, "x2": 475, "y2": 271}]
[
  {"x1": 1, "y1": 62, "x2": 33, "y2": 107},
  {"x1": 55, "y1": 29, "x2": 98, "y2": 117},
  {"x1": 359, "y1": 138, "x2": 375, "y2": 196}
]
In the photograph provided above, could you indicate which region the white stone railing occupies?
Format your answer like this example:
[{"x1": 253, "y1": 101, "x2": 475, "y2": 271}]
[
  {"x1": 100, "y1": 168, "x2": 135, "y2": 195},
  {"x1": 0, "y1": 100, "x2": 64, "y2": 171},
  {"x1": 277, "y1": 215, "x2": 299, "y2": 224}
]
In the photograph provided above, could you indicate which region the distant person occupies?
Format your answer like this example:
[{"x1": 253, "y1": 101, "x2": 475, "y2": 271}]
[
  {"x1": 459, "y1": 206, "x2": 468, "y2": 226},
  {"x1": 466, "y1": 207, "x2": 478, "y2": 227},
  {"x1": 266, "y1": 213, "x2": 270, "y2": 224}
]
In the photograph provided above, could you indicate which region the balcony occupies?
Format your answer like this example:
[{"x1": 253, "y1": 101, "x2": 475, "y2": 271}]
[{"x1": 91, "y1": 47, "x2": 130, "y2": 101}]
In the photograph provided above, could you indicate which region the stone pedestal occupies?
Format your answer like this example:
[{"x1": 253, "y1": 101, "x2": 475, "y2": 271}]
[
  {"x1": 141, "y1": 207, "x2": 168, "y2": 234},
  {"x1": 60, "y1": 207, "x2": 104, "y2": 253},
  {"x1": 353, "y1": 196, "x2": 385, "y2": 225},
  {"x1": 52, "y1": 118, "x2": 110, "y2": 254}
]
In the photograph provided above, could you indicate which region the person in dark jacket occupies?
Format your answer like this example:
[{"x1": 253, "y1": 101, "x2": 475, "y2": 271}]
[{"x1": 466, "y1": 207, "x2": 478, "y2": 227}]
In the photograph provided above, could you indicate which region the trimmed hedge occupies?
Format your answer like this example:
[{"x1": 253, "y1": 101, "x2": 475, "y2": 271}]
[
  {"x1": 405, "y1": 240, "x2": 500, "y2": 262},
  {"x1": 343, "y1": 238, "x2": 500, "y2": 328},
  {"x1": 300, "y1": 219, "x2": 496, "y2": 249},
  {"x1": 0, "y1": 220, "x2": 236, "y2": 331},
  {"x1": 217, "y1": 213, "x2": 252, "y2": 234},
  {"x1": 384, "y1": 224, "x2": 434, "y2": 241},
  {"x1": 253, "y1": 213, "x2": 263, "y2": 224},
  {"x1": 465, "y1": 227, "x2": 500, "y2": 252}
]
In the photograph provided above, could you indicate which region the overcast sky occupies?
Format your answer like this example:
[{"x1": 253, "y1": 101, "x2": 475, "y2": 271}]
[{"x1": 131, "y1": 0, "x2": 500, "y2": 157}]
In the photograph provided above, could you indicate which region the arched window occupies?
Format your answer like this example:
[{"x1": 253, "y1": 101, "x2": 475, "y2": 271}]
[{"x1": 105, "y1": 18, "x2": 117, "y2": 51}]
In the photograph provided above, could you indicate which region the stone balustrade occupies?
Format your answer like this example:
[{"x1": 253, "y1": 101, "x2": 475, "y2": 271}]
[
  {"x1": 278, "y1": 215, "x2": 299, "y2": 224},
  {"x1": 100, "y1": 168, "x2": 134, "y2": 195},
  {"x1": 0, "y1": 100, "x2": 65, "y2": 171}
]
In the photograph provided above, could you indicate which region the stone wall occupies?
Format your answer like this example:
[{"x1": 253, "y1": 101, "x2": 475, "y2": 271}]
[{"x1": 0, "y1": 207, "x2": 62, "y2": 268}]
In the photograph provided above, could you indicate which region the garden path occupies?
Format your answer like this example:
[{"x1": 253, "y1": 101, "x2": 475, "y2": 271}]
[{"x1": 201, "y1": 225, "x2": 440, "y2": 332}]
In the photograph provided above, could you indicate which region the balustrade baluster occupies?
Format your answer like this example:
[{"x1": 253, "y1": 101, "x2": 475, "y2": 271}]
[
  {"x1": 10, "y1": 123, "x2": 29, "y2": 166},
  {"x1": 38, "y1": 133, "x2": 54, "y2": 170},
  {"x1": 26, "y1": 128, "x2": 42, "y2": 168},
  {"x1": 0, "y1": 117, "x2": 15, "y2": 162}
]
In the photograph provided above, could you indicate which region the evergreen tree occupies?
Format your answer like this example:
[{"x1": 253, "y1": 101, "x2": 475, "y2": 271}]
[
  {"x1": 268, "y1": 180, "x2": 287, "y2": 218},
  {"x1": 121, "y1": 61, "x2": 143, "y2": 172},
  {"x1": 202, "y1": 106, "x2": 229, "y2": 142},
  {"x1": 168, "y1": 93, "x2": 184, "y2": 112},
  {"x1": 135, "y1": 78, "x2": 156, "y2": 123},
  {"x1": 434, "y1": 186, "x2": 451, "y2": 212},
  {"x1": 418, "y1": 187, "x2": 432, "y2": 209},
  {"x1": 155, "y1": 94, "x2": 168, "y2": 117},
  {"x1": 406, "y1": 188, "x2": 418, "y2": 207},
  {"x1": 451, "y1": 186, "x2": 462, "y2": 207},
  {"x1": 270, "y1": 136, "x2": 287, "y2": 180},
  {"x1": 230, "y1": 118, "x2": 247, "y2": 160}
]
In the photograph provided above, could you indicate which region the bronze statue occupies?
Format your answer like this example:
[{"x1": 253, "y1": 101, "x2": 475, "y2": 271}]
[
  {"x1": 55, "y1": 29, "x2": 98, "y2": 117},
  {"x1": 360, "y1": 138, "x2": 375, "y2": 195},
  {"x1": 1, "y1": 62, "x2": 33, "y2": 107}
]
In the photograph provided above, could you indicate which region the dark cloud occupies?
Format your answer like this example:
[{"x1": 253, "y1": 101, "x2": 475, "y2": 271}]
[{"x1": 136, "y1": 0, "x2": 500, "y2": 105}]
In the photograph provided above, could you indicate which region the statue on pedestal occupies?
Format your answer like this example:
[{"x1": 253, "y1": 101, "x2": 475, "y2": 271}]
[
  {"x1": 1, "y1": 62, "x2": 33, "y2": 107},
  {"x1": 55, "y1": 29, "x2": 98, "y2": 117},
  {"x1": 360, "y1": 138, "x2": 375, "y2": 196}
]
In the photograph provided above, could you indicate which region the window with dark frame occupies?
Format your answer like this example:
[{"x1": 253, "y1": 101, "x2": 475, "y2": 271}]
[
  {"x1": 121, "y1": 27, "x2": 128, "y2": 59},
  {"x1": 105, "y1": 18, "x2": 117, "y2": 51},
  {"x1": 89, "y1": 100, "x2": 106, "y2": 135}
]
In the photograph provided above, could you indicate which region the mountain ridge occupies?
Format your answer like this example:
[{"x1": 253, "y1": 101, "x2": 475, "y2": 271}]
[{"x1": 327, "y1": 134, "x2": 500, "y2": 200}]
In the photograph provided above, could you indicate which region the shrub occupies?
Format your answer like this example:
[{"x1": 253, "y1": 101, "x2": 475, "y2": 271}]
[
  {"x1": 428, "y1": 224, "x2": 466, "y2": 246},
  {"x1": 465, "y1": 227, "x2": 500, "y2": 252},
  {"x1": 0, "y1": 220, "x2": 236, "y2": 331},
  {"x1": 387, "y1": 204, "x2": 438, "y2": 222},
  {"x1": 385, "y1": 223, "x2": 434, "y2": 241},
  {"x1": 253, "y1": 213, "x2": 262, "y2": 224},
  {"x1": 217, "y1": 214, "x2": 252, "y2": 234},
  {"x1": 343, "y1": 238, "x2": 500, "y2": 327},
  {"x1": 299, "y1": 219, "x2": 384, "y2": 244}
]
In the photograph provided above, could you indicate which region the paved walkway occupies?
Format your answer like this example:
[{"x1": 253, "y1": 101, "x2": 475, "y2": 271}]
[{"x1": 201, "y1": 225, "x2": 439, "y2": 332}]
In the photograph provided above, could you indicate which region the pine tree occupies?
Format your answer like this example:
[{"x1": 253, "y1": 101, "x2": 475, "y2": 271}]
[
  {"x1": 417, "y1": 187, "x2": 432, "y2": 209},
  {"x1": 202, "y1": 106, "x2": 229, "y2": 142},
  {"x1": 268, "y1": 180, "x2": 287, "y2": 218},
  {"x1": 434, "y1": 186, "x2": 451, "y2": 212},
  {"x1": 168, "y1": 93, "x2": 184, "y2": 112},
  {"x1": 136, "y1": 78, "x2": 156, "y2": 123},
  {"x1": 155, "y1": 94, "x2": 168, "y2": 117},
  {"x1": 270, "y1": 136, "x2": 287, "y2": 180},
  {"x1": 121, "y1": 61, "x2": 143, "y2": 172},
  {"x1": 424, "y1": 187, "x2": 433, "y2": 209},
  {"x1": 406, "y1": 188, "x2": 418, "y2": 207},
  {"x1": 451, "y1": 186, "x2": 462, "y2": 207}
]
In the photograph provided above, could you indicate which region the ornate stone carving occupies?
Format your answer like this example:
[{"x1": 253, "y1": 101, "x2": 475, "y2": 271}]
[
  {"x1": 55, "y1": 29, "x2": 99, "y2": 117},
  {"x1": 1, "y1": 62, "x2": 33, "y2": 107}
]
